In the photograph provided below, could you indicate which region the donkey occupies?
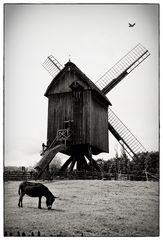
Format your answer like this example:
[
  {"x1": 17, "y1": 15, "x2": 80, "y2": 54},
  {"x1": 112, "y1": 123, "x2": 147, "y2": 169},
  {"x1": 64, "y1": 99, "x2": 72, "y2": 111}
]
[{"x1": 18, "y1": 181, "x2": 57, "y2": 210}]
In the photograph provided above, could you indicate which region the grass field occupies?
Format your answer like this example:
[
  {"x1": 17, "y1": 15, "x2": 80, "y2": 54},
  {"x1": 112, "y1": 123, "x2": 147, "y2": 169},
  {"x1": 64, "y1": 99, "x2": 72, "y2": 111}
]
[{"x1": 4, "y1": 180, "x2": 159, "y2": 237}]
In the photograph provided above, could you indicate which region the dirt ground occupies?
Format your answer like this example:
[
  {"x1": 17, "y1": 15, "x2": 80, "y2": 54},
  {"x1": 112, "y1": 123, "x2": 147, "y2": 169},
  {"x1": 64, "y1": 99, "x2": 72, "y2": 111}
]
[{"x1": 4, "y1": 180, "x2": 159, "y2": 237}]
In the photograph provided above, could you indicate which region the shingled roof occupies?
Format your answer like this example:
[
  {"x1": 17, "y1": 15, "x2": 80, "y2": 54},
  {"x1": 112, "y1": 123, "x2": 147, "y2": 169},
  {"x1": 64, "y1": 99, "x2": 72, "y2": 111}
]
[{"x1": 44, "y1": 61, "x2": 111, "y2": 105}]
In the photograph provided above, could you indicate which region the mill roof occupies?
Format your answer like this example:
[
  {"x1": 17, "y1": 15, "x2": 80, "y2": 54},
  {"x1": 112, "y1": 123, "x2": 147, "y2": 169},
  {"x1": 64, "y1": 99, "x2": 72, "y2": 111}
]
[{"x1": 44, "y1": 61, "x2": 112, "y2": 106}]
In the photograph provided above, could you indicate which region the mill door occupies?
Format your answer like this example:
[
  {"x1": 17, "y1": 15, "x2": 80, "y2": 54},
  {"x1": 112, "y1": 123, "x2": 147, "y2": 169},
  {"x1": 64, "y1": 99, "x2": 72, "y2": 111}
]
[{"x1": 70, "y1": 81, "x2": 84, "y2": 145}]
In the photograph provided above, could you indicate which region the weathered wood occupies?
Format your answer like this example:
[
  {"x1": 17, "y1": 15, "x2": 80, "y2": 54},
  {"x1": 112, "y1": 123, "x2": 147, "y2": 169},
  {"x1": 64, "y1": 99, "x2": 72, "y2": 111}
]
[
  {"x1": 85, "y1": 145, "x2": 94, "y2": 171},
  {"x1": 59, "y1": 149, "x2": 96, "y2": 173},
  {"x1": 68, "y1": 155, "x2": 76, "y2": 172},
  {"x1": 72, "y1": 81, "x2": 84, "y2": 145},
  {"x1": 45, "y1": 61, "x2": 110, "y2": 170},
  {"x1": 35, "y1": 144, "x2": 68, "y2": 178},
  {"x1": 59, "y1": 156, "x2": 73, "y2": 172},
  {"x1": 47, "y1": 93, "x2": 73, "y2": 147},
  {"x1": 76, "y1": 154, "x2": 88, "y2": 172},
  {"x1": 91, "y1": 93, "x2": 109, "y2": 153},
  {"x1": 82, "y1": 156, "x2": 91, "y2": 172}
]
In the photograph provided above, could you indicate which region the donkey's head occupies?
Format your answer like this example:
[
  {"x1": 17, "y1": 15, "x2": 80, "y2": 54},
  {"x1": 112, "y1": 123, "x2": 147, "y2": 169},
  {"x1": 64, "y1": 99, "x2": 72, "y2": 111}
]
[{"x1": 46, "y1": 193, "x2": 57, "y2": 210}]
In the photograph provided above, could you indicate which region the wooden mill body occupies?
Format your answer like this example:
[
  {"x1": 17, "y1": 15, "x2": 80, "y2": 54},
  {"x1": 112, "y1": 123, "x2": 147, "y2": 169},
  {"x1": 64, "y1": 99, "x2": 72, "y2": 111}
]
[{"x1": 44, "y1": 61, "x2": 111, "y2": 171}]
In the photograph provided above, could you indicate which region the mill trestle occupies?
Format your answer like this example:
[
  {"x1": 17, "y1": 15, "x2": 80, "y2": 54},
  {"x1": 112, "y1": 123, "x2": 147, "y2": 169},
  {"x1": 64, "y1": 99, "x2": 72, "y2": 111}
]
[
  {"x1": 35, "y1": 126, "x2": 73, "y2": 178},
  {"x1": 35, "y1": 144, "x2": 68, "y2": 178}
]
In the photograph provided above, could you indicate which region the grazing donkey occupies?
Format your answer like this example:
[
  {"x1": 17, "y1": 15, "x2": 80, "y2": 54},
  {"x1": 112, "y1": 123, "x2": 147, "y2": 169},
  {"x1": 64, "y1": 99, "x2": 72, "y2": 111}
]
[{"x1": 18, "y1": 181, "x2": 57, "y2": 209}]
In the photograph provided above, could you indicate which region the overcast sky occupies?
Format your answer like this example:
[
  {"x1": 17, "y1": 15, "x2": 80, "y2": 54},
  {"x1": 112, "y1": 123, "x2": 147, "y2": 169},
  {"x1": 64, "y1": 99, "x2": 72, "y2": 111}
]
[{"x1": 4, "y1": 3, "x2": 159, "y2": 167}]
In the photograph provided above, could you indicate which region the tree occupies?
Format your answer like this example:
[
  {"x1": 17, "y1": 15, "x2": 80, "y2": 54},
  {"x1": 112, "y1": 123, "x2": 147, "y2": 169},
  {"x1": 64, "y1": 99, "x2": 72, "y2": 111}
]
[
  {"x1": 49, "y1": 156, "x2": 62, "y2": 175},
  {"x1": 95, "y1": 151, "x2": 159, "y2": 181},
  {"x1": 130, "y1": 151, "x2": 159, "y2": 180},
  {"x1": 118, "y1": 145, "x2": 130, "y2": 176},
  {"x1": 145, "y1": 151, "x2": 159, "y2": 179}
]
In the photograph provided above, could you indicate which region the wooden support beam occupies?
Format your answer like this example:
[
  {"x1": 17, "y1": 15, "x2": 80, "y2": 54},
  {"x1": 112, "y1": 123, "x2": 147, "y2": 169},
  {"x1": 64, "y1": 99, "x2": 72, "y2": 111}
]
[
  {"x1": 85, "y1": 145, "x2": 94, "y2": 171},
  {"x1": 58, "y1": 145, "x2": 101, "y2": 174},
  {"x1": 85, "y1": 146, "x2": 101, "y2": 173},
  {"x1": 92, "y1": 158, "x2": 102, "y2": 172},
  {"x1": 76, "y1": 154, "x2": 84, "y2": 172},
  {"x1": 68, "y1": 155, "x2": 76, "y2": 172},
  {"x1": 59, "y1": 156, "x2": 73, "y2": 172},
  {"x1": 35, "y1": 144, "x2": 68, "y2": 178},
  {"x1": 82, "y1": 156, "x2": 91, "y2": 172}
]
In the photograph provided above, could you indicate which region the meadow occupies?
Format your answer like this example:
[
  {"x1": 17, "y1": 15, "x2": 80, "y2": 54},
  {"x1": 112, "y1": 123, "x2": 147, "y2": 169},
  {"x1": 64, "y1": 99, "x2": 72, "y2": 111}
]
[{"x1": 4, "y1": 180, "x2": 159, "y2": 237}]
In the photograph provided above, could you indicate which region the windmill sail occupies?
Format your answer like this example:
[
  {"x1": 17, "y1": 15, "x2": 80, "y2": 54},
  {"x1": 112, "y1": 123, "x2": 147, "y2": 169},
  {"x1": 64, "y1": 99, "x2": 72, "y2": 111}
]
[
  {"x1": 108, "y1": 108, "x2": 147, "y2": 158},
  {"x1": 42, "y1": 55, "x2": 63, "y2": 78},
  {"x1": 95, "y1": 43, "x2": 150, "y2": 158},
  {"x1": 42, "y1": 46, "x2": 150, "y2": 163},
  {"x1": 96, "y1": 43, "x2": 150, "y2": 94}
]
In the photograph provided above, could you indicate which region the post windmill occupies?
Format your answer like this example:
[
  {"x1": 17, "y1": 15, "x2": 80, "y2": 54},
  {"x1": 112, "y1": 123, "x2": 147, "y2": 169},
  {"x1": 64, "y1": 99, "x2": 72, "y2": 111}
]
[{"x1": 35, "y1": 43, "x2": 150, "y2": 178}]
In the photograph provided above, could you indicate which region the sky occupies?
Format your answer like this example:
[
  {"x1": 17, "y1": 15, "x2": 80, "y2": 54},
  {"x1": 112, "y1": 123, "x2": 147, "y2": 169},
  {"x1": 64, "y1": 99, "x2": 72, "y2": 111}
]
[{"x1": 4, "y1": 3, "x2": 159, "y2": 167}]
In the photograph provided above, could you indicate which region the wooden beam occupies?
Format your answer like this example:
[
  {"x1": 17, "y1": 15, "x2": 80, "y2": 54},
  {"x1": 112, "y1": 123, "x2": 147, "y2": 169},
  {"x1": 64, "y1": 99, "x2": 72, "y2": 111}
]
[
  {"x1": 68, "y1": 155, "x2": 76, "y2": 172},
  {"x1": 59, "y1": 156, "x2": 73, "y2": 172},
  {"x1": 85, "y1": 145, "x2": 93, "y2": 171},
  {"x1": 76, "y1": 154, "x2": 83, "y2": 172},
  {"x1": 92, "y1": 158, "x2": 102, "y2": 172},
  {"x1": 82, "y1": 156, "x2": 91, "y2": 172}
]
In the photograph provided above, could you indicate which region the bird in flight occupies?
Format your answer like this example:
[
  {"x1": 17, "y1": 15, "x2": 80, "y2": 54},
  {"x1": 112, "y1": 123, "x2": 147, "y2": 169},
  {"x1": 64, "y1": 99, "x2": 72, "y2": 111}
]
[{"x1": 128, "y1": 23, "x2": 136, "y2": 27}]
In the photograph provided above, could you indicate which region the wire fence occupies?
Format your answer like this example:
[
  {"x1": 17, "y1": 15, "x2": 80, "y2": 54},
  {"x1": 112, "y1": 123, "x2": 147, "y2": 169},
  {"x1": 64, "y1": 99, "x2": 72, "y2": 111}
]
[
  {"x1": 4, "y1": 169, "x2": 158, "y2": 182},
  {"x1": 4, "y1": 171, "x2": 36, "y2": 182},
  {"x1": 4, "y1": 231, "x2": 41, "y2": 237}
]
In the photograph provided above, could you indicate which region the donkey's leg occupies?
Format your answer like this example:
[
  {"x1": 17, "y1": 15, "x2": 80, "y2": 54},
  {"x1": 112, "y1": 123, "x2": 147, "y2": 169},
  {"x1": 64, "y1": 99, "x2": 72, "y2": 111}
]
[
  {"x1": 38, "y1": 196, "x2": 42, "y2": 209},
  {"x1": 18, "y1": 194, "x2": 22, "y2": 207},
  {"x1": 18, "y1": 193, "x2": 25, "y2": 207}
]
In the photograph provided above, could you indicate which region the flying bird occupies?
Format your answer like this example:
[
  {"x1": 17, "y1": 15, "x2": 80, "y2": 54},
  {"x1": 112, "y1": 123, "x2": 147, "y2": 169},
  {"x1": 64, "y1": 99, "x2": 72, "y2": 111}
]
[{"x1": 128, "y1": 23, "x2": 136, "y2": 27}]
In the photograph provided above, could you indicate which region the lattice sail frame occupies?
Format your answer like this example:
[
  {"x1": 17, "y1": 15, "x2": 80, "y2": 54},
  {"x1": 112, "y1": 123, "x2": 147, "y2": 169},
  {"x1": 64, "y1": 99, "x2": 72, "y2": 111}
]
[
  {"x1": 94, "y1": 43, "x2": 150, "y2": 158},
  {"x1": 95, "y1": 43, "x2": 150, "y2": 94},
  {"x1": 108, "y1": 108, "x2": 147, "y2": 158},
  {"x1": 42, "y1": 55, "x2": 63, "y2": 78}
]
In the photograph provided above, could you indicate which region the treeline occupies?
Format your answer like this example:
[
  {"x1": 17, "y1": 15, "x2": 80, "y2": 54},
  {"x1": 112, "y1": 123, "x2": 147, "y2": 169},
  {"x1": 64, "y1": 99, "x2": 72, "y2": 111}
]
[
  {"x1": 47, "y1": 150, "x2": 159, "y2": 181},
  {"x1": 97, "y1": 150, "x2": 159, "y2": 181},
  {"x1": 4, "y1": 151, "x2": 159, "y2": 181}
]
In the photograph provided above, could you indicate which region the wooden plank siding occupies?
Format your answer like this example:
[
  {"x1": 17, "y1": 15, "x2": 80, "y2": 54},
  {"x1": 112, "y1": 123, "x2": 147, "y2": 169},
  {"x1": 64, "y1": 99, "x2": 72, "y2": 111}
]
[
  {"x1": 91, "y1": 92, "x2": 109, "y2": 154},
  {"x1": 72, "y1": 89, "x2": 84, "y2": 145},
  {"x1": 45, "y1": 61, "x2": 110, "y2": 155},
  {"x1": 72, "y1": 89, "x2": 91, "y2": 146},
  {"x1": 47, "y1": 92, "x2": 73, "y2": 146},
  {"x1": 82, "y1": 91, "x2": 91, "y2": 145},
  {"x1": 47, "y1": 90, "x2": 91, "y2": 146}
]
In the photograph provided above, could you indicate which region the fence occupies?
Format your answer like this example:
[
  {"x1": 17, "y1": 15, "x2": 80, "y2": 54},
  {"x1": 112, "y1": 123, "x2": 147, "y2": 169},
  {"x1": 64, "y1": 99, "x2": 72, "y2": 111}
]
[
  {"x1": 4, "y1": 170, "x2": 158, "y2": 182},
  {"x1": 4, "y1": 170, "x2": 103, "y2": 181},
  {"x1": 4, "y1": 171, "x2": 36, "y2": 182},
  {"x1": 4, "y1": 231, "x2": 41, "y2": 237}
]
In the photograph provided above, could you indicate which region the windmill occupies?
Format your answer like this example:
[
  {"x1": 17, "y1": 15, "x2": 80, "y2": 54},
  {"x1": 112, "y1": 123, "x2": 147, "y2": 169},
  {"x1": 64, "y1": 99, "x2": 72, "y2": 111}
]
[{"x1": 35, "y1": 43, "x2": 150, "y2": 178}]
